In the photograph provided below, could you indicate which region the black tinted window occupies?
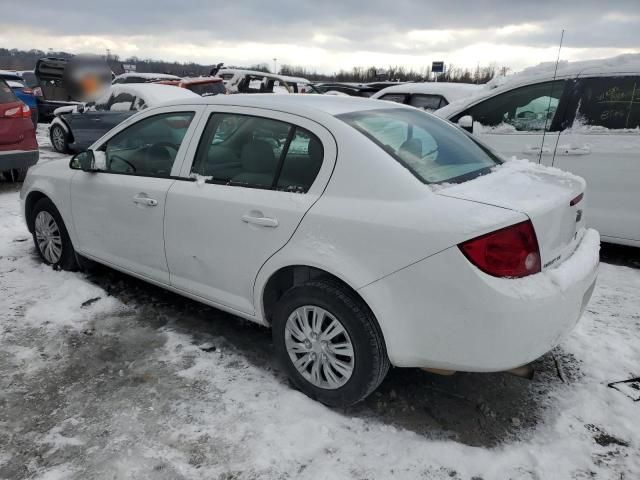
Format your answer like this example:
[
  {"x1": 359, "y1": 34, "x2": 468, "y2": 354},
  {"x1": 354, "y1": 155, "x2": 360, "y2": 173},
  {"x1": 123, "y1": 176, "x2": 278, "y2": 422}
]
[
  {"x1": 188, "y1": 81, "x2": 226, "y2": 96},
  {"x1": 108, "y1": 93, "x2": 134, "y2": 111},
  {"x1": 576, "y1": 77, "x2": 640, "y2": 130},
  {"x1": 192, "y1": 113, "x2": 323, "y2": 192},
  {"x1": 462, "y1": 81, "x2": 565, "y2": 131},
  {"x1": 380, "y1": 93, "x2": 408, "y2": 104}
]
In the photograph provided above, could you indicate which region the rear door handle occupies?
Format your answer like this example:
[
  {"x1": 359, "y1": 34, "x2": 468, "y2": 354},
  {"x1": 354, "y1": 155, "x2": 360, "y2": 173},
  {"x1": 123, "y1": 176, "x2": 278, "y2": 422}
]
[
  {"x1": 557, "y1": 146, "x2": 591, "y2": 156},
  {"x1": 242, "y1": 213, "x2": 278, "y2": 227},
  {"x1": 133, "y1": 195, "x2": 158, "y2": 207}
]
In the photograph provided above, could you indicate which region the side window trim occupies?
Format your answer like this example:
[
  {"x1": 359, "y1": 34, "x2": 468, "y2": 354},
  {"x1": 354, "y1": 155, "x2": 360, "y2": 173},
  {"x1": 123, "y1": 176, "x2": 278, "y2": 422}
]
[{"x1": 271, "y1": 125, "x2": 297, "y2": 189}]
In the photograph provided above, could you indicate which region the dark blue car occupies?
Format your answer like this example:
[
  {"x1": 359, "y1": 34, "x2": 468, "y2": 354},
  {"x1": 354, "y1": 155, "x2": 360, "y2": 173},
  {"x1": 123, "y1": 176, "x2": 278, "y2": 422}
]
[{"x1": 0, "y1": 70, "x2": 38, "y2": 126}]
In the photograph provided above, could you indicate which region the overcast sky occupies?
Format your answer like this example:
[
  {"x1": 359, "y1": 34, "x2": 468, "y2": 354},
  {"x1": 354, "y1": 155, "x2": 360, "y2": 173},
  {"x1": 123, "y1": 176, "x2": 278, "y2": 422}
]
[{"x1": 1, "y1": 0, "x2": 639, "y2": 73}]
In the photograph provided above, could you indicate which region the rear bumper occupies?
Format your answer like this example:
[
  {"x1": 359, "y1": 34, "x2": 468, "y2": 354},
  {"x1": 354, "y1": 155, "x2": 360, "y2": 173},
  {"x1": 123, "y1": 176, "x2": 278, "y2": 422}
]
[
  {"x1": 0, "y1": 150, "x2": 39, "y2": 171},
  {"x1": 359, "y1": 228, "x2": 600, "y2": 371}
]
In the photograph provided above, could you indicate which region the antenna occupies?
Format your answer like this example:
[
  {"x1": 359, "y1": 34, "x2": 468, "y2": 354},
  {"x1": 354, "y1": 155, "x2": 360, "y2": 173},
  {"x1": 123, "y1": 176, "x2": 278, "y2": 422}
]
[{"x1": 539, "y1": 29, "x2": 564, "y2": 164}]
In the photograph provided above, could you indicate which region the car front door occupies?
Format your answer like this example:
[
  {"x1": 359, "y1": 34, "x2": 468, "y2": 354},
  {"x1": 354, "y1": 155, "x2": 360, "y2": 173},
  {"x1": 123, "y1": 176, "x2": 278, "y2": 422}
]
[
  {"x1": 552, "y1": 75, "x2": 640, "y2": 243},
  {"x1": 454, "y1": 80, "x2": 569, "y2": 163},
  {"x1": 70, "y1": 106, "x2": 203, "y2": 284},
  {"x1": 164, "y1": 107, "x2": 336, "y2": 315}
]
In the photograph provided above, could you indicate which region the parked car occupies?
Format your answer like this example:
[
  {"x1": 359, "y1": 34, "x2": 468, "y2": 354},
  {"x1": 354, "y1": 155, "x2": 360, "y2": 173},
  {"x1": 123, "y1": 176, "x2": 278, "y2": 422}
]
[
  {"x1": 435, "y1": 56, "x2": 640, "y2": 247},
  {"x1": 0, "y1": 79, "x2": 38, "y2": 181},
  {"x1": 112, "y1": 72, "x2": 182, "y2": 84},
  {"x1": 314, "y1": 83, "x2": 379, "y2": 97},
  {"x1": 0, "y1": 70, "x2": 39, "y2": 126},
  {"x1": 279, "y1": 75, "x2": 313, "y2": 93},
  {"x1": 21, "y1": 94, "x2": 598, "y2": 406},
  {"x1": 33, "y1": 57, "x2": 87, "y2": 122},
  {"x1": 49, "y1": 83, "x2": 199, "y2": 153},
  {"x1": 218, "y1": 69, "x2": 292, "y2": 94},
  {"x1": 154, "y1": 76, "x2": 226, "y2": 96},
  {"x1": 372, "y1": 82, "x2": 481, "y2": 111}
]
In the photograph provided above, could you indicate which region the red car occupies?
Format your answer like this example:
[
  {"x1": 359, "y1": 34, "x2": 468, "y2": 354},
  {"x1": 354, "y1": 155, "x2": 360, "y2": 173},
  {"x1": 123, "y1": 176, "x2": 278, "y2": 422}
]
[
  {"x1": 0, "y1": 79, "x2": 38, "y2": 181},
  {"x1": 154, "y1": 76, "x2": 226, "y2": 96}
]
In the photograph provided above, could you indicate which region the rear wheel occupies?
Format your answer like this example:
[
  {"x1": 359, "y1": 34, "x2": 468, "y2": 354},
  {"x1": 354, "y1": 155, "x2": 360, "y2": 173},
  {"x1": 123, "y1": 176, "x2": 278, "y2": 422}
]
[
  {"x1": 50, "y1": 124, "x2": 70, "y2": 153},
  {"x1": 272, "y1": 279, "x2": 389, "y2": 407},
  {"x1": 31, "y1": 197, "x2": 78, "y2": 270}
]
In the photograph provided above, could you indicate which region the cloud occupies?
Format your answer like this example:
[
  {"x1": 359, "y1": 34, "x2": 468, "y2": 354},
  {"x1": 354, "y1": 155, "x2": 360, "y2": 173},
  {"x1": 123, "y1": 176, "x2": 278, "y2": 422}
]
[{"x1": 0, "y1": 0, "x2": 638, "y2": 73}]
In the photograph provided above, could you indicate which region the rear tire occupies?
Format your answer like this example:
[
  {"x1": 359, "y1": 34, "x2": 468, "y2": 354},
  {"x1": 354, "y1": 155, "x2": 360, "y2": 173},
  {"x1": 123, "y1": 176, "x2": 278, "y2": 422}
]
[
  {"x1": 50, "y1": 124, "x2": 70, "y2": 154},
  {"x1": 30, "y1": 197, "x2": 78, "y2": 271},
  {"x1": 272, "y1": 279, "x2": 389, "y2": 407}
]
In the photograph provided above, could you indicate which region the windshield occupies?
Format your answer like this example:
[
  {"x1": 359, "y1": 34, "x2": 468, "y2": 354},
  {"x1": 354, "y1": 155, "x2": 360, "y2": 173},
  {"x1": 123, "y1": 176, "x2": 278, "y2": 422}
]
[
  {"x1": 187, "y1": 81, "x2": 226, "y2": 96},
  {"x1": 338, "y1": 108, "x2": 501, "y2": 184}
]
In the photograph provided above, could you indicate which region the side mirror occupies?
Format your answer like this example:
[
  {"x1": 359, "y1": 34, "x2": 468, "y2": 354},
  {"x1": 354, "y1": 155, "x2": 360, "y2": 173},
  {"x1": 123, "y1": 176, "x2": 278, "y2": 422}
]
[
  {"x1": 458, "y1": 115, "x2": 474, "y2": 133},
  {"x1": 69, "y1": 150, "x2": 95, "y2": 172}
]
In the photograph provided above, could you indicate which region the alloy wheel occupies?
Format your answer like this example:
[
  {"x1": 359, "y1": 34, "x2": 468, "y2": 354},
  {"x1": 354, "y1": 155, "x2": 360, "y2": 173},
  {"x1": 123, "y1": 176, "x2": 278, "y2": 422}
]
[
  {"x1": 51, "y1": 126, "x2": 65, "y2": 151},
  {"x1": 34, "y1": 211, "x2": 63, "y2": 264},
  {"x1": 284, "y1": 305, "x2": 355, "y2": 389}
]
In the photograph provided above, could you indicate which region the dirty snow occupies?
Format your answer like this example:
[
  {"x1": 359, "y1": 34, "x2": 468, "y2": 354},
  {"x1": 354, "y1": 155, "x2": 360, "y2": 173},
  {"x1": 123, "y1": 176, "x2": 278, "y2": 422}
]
[{"x1": 0, "y1": 129, "x2": 639, "y2": 479}]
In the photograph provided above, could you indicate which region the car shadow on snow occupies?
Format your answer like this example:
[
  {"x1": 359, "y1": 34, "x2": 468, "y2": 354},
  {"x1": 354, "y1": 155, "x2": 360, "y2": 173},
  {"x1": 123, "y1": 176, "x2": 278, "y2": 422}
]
[{"x1": 80, "y1": 263, "x2": 582, "y2": 449}]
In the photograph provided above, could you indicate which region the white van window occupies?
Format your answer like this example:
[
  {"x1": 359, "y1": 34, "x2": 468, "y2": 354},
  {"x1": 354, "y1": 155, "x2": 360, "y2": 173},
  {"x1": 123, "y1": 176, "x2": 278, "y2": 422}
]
[{"x1": 462, "y1": 81, "x2": 565, "y2": 132}]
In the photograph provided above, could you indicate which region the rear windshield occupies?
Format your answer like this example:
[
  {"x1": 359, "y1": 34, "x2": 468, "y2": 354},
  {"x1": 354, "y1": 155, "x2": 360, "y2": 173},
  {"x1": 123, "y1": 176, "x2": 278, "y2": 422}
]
[
  {"x1": 338, "y1": 108, "x2": 501, "y2": 184},
  {"x1": 0, "y1": 80, "x2": 18, "y2": 103},
  {"x1": 187, "y1": 81, "x2": 226, "y2": 96}
]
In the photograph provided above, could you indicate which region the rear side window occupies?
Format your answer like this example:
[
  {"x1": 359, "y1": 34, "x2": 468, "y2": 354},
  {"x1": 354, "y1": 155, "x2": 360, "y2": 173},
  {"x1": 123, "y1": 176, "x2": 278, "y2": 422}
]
[
  {"x1": 461, "y1": 80, "x2": 565, "y2": 132},
  {"x1": 575, "y1": 76, "x2": 640, "y2": 130},
  {"x1": 409, "y1": 94, "x2": 447, "y2": 111},
  {"x1": 0, "y1": 80, "x2": 17, "y2": 103},
  {"x1": 339, "y1": 107, "x2": 501, "y2": 185},
  {"x1": 380, "y1": 93, "x2": 408, "y2": 104},
  {"x1": 191, "y1": 113, "x2": 323, "y2": 192}
]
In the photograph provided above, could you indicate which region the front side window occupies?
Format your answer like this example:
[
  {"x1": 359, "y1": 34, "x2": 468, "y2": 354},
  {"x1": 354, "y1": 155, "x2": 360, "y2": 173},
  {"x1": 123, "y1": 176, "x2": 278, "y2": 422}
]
[
  {"x1": 409, "y1": 94, "x2": 446, "y2": 111},
  {"x1": 101, "y1": 112, "x2": 194, "y2": 176},
  {"x1": 575, "y1": 76, "x2": 640, "y2": 130},
  {"x1": 461, "y1": 80, "x2": 565, "y2": 132},
  {"x1": 191, "y1": 113, "x2": 323, "y2": 192},
  {"x1": 108, "y1": 92, "x2": 134, "y2": 111},
  {"x1": 339, "y1": 108, "x2": 501, "y2": 184}
]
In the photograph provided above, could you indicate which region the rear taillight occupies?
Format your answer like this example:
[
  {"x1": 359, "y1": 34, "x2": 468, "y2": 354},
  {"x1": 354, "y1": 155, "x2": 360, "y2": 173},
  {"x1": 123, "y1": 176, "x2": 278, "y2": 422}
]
[
  {"x1": 458, "y1": 220, "x2": 541, "y2": 278},
  {"x1": 21, "y1": 87, "x2": 33, "y2": 95},
  {"x1": 3, "y1": 103, "x2": 31, "y2": 119}
]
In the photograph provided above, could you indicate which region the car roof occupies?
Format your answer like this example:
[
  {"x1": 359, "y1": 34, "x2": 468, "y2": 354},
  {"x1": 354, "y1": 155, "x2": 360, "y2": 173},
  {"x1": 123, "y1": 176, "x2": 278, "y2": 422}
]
[
  {"x1": 373, "y1": 82, "x2": 481, "y2": 100},
  {"x1": 108, "y1": 83, "x2": 200, "y2": 105},
  {"x1": 159, "y1": 92, "x2": 412, "y2": 116}
]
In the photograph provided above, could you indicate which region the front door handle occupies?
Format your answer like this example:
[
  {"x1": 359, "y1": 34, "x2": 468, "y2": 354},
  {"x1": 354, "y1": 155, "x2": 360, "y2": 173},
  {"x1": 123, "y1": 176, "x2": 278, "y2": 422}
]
[
  {"x1": 242, "y1": 213, "x2": 278, "y2": 227},
  {"x1": 133, "y1": 195, "x2": 158, "y2": 207}
]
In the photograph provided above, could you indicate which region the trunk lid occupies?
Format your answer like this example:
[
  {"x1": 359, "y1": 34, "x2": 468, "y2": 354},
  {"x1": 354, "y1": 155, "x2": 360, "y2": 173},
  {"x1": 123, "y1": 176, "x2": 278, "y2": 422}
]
[{"x1": 437, "y1": 160, "x2": 586, "y2": 271}]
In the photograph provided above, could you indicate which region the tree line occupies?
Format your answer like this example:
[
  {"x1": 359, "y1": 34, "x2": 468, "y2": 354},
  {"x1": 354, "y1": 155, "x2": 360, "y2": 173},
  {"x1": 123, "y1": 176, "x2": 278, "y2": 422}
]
[{"x1": 1, "y1": 47, "x2": 501, "y2": 84}]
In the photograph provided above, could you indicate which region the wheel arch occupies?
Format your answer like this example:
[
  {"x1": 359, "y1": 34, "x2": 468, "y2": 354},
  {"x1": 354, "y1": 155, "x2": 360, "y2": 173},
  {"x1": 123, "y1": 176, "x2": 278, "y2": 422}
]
[
  {"x1": 260, "y1": 265, "x2": 387, "y2": 349},
  {"x1": 24, "y1": 190, "x2": 51, "y2": 233},
  {"x1": 50, "y1": 117, "x2": 74, "y2": 143}
]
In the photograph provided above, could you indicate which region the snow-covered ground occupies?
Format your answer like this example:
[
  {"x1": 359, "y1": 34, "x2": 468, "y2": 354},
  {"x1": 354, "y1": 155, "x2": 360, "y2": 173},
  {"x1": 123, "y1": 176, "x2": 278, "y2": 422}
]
[{"x1": 0, "y1": 126, "x2": 639, "y2": 479}]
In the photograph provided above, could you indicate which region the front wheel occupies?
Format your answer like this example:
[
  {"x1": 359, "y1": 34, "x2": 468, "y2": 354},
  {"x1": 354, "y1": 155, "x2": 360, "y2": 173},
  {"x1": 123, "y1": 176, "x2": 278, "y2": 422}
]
[
  {"x1": 30, "y1": 197, "x2": 78, "y2": 270},
  {"x1": 272, "y1": 279, "x2": 389, "y2": 407},
  {"x1": 50, "y1": 124, "x2": 70, "y2": 153}
]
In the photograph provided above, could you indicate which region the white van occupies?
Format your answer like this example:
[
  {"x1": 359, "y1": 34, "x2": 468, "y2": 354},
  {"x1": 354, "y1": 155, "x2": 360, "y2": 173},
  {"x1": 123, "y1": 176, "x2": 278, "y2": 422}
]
[{"x1": 436, "y1": 55, "x2": 640, "y2": 247}]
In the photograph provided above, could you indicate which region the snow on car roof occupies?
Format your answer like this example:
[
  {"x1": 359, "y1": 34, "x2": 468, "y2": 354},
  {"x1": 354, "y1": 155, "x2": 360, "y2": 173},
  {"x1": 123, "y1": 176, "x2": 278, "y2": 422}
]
[
  {"x1": 110, "y1": 83, "x2": 200, "y2": 106},
  {"x1": 372, "y1": 82, "x2": 481, "y2": 101},
  {"x1": 113, "y1": 72, "x2": 182, "y2": 81},
  {"x1": 160, "y1": 92, "x2": 418, "y2": 116}
]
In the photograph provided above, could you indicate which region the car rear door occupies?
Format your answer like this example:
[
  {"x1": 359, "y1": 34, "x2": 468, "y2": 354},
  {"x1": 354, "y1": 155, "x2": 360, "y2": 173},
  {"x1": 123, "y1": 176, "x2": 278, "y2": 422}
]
[
  {"x1": 70, "y1": 106, "x2": 204, "y2": 284},
  {"x1": 551, "y1": 75, "x2": 640, "y2": 243},
  {"x1": 164, "y1": 106, "x2": 336, "y2": 315}
]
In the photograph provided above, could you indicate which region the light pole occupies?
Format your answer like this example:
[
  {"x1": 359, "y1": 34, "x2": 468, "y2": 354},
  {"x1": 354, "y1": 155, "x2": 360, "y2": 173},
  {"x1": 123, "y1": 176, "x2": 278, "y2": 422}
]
[{"x1": 273, "y1": 58, "x2": 277, "y2": 74}]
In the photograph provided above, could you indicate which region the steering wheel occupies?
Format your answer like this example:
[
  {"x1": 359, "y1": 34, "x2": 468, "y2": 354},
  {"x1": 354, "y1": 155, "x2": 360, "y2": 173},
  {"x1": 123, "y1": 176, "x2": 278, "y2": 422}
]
[{"x1": 110, "y1": 154, "x2": 136, "y2": 173}]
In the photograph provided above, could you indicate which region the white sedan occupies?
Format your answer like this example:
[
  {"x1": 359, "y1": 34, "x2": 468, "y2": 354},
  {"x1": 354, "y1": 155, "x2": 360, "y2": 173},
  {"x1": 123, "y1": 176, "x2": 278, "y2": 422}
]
[{"x1": 20, "y1": 94, "x2": 599, "y2": 406}]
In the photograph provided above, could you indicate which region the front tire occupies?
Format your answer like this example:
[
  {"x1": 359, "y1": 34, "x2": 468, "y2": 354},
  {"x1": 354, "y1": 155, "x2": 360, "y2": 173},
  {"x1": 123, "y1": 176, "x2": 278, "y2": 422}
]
[
  {"x1": 272, "y1": 279, "x2": 389, "y2": 407},
  {"x1": 50, "y1": 124, "x2": 70, "y2": 154},
  {"x1": 30, "y1": 197, "x2": 78, "y2": 271}
]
